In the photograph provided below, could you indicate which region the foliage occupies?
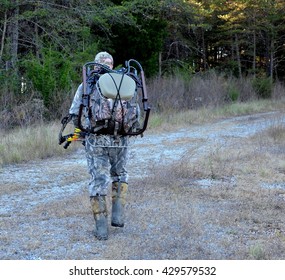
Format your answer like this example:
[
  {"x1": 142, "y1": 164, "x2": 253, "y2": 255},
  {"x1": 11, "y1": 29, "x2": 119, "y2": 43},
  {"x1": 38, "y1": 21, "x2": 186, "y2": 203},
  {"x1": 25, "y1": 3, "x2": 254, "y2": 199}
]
[
  {"x1": 21, "y1": 48, "x2": 74, "y2": 106},
  {"x1": 1, "y1": 0, "x2": 285, "y2": 128},
  {"x1": 227, "y1": 85, "x2": 240, "y2": 102},
  {"x1": 111, "y1": 15, "x2": 168, "y2": 76},
  {"x1": 252, "y1": 77, "x2": 273, "y2": 99}
]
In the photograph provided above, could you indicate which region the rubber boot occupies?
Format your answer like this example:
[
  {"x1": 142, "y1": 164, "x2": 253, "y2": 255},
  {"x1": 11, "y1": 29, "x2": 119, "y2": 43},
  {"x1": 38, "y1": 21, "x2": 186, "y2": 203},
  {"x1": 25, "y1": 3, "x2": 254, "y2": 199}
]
[
  {"x1": 90, "y1": 195, "x2": 108, "y2": 240},
  {"x1": 111, "y1": 182, "x2": 128, "y2": 227}
]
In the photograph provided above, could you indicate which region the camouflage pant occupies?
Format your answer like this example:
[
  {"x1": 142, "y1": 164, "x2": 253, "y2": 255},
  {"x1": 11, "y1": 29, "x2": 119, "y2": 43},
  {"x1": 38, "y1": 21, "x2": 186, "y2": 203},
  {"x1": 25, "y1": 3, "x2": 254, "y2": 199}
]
[{"x1": 85, "y1": 135, "x2": 129, "y2": 196}]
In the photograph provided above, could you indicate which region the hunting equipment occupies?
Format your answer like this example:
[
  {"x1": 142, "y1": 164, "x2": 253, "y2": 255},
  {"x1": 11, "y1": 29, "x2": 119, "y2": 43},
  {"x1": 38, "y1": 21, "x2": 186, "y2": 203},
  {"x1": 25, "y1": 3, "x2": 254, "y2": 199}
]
[{"x1": 59, "y1": 59, "x2": 150, "y2": 148}]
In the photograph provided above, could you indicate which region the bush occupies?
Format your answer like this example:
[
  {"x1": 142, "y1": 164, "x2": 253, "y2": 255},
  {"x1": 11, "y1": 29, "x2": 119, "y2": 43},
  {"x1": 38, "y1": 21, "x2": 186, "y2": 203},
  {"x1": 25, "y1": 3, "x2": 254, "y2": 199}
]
[
  {"x1": 21, "y1": 48, "x2": 74, "y2": 107},
  {"x1": 149, "y1": 71, "x2": 231, "y2": 113},
  {"x1": 228, "y1": 86, "x2": 240, "y2": 102},
  {"x1": 252, "y1": 77, "x2": 273, "y2": 99},
  {"x1": 0, "y1": 99, "x2": 47, "y2": 129}
]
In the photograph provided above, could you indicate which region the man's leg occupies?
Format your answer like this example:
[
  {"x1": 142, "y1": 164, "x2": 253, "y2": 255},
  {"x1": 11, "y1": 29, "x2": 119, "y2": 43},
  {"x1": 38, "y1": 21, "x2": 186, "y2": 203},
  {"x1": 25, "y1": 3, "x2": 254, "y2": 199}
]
[
  {"x1": 109, "y1": 146, "x2": 129, "y2": 227},
  {"x1": 86, "y1": 140, "x2": 110, "y2": 240}
]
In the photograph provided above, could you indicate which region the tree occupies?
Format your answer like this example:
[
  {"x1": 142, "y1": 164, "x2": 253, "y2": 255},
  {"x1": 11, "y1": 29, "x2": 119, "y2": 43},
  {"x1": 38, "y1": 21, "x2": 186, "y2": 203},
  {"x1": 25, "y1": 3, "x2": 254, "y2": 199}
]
[
  {"x1": 108, "y1": 0, "x2": 167, "y2": 75},
  {"x1": 258, "y1": 0, "x2": 285, "y2": 81},
  {"x1": 0, "y1": 1, "x2": 127, "y2": 106}
]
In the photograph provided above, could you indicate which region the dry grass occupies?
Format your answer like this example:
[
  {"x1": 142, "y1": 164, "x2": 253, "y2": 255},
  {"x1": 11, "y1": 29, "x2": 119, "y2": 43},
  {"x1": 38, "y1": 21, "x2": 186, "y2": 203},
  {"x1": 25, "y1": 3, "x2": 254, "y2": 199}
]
[
  {"x1": 148, "y1": 99, "x2": 285, "y2": 132},
  {"x1": 131, "y1": 116, "x2": 285, "y2": 259},
  {"x1": 0, "y1": 121, "x2": 78, "y2": 166},
  {"x1": 152, "y1": 121, "x2": 285, "y2": 259}
]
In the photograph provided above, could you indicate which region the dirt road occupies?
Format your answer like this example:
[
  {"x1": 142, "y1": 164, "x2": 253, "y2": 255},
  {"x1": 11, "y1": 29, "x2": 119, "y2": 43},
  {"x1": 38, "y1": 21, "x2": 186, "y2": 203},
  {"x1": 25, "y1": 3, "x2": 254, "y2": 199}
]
[{"x1": 1, "y1": 111, "x2": 285, "y2": 259}]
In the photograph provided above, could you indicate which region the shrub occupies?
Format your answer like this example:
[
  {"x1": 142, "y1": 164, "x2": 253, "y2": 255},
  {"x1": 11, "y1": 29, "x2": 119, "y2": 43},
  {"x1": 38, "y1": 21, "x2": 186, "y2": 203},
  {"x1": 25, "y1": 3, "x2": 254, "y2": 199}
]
[
  {"x1": 227, "y1": 85, "x2": 240, "y2": 102},
  {"x1": 0, "y1": 99, "x2": 47, "y2": 129},
  {"x1": 252, "y1": 77, "x2": 273, "y2": 99},
  {"x1": 21, "y1": 48, "x2": 74, "y2": 107}
]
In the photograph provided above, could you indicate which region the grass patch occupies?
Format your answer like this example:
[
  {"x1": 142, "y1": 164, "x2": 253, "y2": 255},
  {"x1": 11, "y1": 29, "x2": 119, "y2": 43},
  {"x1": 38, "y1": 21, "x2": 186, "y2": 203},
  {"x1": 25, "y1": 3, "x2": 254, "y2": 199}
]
[
  {"x1": 148, "y1": 99, "x2": 285, "y2": 131},
  {"x1": 0, "y1": 121, "x2": 78, "y2": 166},
  {"x1": 212, "y1": 99, "x2": 283, "y2": 118},
  {"x1": 137, "y1": 128, "x2": 285, "y2": 259}
]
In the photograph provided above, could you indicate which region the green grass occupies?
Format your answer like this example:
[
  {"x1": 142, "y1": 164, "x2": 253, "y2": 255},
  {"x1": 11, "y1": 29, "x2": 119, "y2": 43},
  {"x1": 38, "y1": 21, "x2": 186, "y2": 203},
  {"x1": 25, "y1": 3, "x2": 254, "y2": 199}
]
[{"x1": 214, "y1": 99, "x2": 281, "y2": 117}]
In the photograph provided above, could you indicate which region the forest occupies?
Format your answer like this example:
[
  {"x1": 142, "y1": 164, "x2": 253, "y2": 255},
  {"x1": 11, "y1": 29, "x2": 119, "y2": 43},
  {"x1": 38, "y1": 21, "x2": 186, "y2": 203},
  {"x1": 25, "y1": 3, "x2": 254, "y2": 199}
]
[{"x1": 1, "y1": 0, "x2": 285, "y2": 128}]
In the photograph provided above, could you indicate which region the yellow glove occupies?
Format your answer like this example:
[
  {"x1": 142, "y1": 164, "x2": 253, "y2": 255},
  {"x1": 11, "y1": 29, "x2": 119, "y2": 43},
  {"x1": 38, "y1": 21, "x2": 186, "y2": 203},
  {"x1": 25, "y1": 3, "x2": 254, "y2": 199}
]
[{"x1": 67, "y1": 127, "x2": 82, "y2": 142}]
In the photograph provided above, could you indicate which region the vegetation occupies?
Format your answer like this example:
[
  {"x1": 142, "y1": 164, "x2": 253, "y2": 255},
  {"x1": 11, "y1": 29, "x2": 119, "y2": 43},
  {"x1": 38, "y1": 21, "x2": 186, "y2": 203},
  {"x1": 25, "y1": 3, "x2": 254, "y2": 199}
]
[
  {"x1": 1, "y1": 0, "x2": 285, "y2": 163},
  {"x1": 2, "y1": 1, "x2": 285, "y2": 261},
  {"x1": 1, "y1": 0, "x2": 285, "y2": 129}
]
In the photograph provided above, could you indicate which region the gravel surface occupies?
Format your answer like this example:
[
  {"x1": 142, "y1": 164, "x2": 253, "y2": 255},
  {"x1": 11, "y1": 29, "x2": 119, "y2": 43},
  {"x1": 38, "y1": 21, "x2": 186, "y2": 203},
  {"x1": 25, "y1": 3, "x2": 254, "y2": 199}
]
[{"x1": 0, "y1": 111, "x2": 285, "y2": 260}]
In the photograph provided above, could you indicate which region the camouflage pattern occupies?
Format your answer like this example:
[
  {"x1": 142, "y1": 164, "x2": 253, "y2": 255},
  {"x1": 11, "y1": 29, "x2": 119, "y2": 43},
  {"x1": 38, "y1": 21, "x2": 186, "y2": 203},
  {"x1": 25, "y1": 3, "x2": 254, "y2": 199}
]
[
  {"x1": 94, "y1": 51, "x2": 113, "y2": 65},
  {"x1": 91, "y1": 86, "x2": 112, "y2": 121},
  {"x1": 69, "y1": 52, "x2": 130, "y2": 198},
  {"x1": 69, "y1": 79, "x2": 113, "y2": 123},
  {"x1": 112, "y1": 182, "x2": 128, "y2": 205},
  {"x1": 69, "y1": 50, "x2": 113, "y2": 116},
  {"x1": 85, "y1": 134, "x2": 129, "y2": 196},
  {"x1": 90, "y1": 195, "x2": 108, "y2": 215}
]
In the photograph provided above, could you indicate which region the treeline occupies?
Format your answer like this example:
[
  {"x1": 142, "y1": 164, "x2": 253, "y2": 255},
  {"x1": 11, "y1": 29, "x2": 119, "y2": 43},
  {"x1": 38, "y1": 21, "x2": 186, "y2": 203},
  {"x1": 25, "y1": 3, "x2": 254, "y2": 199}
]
[{"x1": 1, "y1": 0, "x2": 285, "y2": 128}]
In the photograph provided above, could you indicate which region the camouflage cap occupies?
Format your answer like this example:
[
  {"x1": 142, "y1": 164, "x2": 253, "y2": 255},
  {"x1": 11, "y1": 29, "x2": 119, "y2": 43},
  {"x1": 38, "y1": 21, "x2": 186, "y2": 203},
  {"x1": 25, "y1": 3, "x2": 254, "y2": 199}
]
[{"x1": 94, "y1": 51, "x2": 114, "y2": 65}]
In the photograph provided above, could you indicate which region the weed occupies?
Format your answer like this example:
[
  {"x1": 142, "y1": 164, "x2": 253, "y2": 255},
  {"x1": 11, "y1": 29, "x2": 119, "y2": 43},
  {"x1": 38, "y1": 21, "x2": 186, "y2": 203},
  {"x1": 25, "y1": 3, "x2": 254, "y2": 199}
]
[
  {"x1": 252, "y1": 77, "x2": 273, "y2": 99},
  {"x1": 249, "y1": 244, "x2": 266, "y2": 260}
]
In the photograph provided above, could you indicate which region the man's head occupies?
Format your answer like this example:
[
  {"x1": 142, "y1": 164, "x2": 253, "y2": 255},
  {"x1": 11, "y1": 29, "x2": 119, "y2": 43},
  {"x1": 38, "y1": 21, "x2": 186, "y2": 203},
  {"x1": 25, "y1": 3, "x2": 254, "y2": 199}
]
[{"x1": 94, "y1": 51, "x2": 114, "y2": 69}]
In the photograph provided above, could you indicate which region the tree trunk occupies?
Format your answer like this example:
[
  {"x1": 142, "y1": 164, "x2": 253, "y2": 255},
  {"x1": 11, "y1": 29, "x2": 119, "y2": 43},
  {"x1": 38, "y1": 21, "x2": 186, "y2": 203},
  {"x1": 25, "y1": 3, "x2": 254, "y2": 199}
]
[
  {"x1": 269, "y1": 39, "x2": 274, "y2": 82},
  {"x1": 235, "y1": 33, "x2": 242, "y2": 78},
  {"x1": 158, "y1": 51, "x2": 162, "y2": 77},
  {"x1": 0, "y1": 10, "x2": 8, "y2": 62},
  {"x1": 252, "y1": 29, "x2": 256, "y2": 78},
  {"x1": 34, "y1": 22, "x2": 40, "y2": 60},
  {"x1": 201, "y1": 28, "x2": 207, "y2": 70},
  {"x1": 7, "y1": 0, "x2": 19, "y2": 69}
]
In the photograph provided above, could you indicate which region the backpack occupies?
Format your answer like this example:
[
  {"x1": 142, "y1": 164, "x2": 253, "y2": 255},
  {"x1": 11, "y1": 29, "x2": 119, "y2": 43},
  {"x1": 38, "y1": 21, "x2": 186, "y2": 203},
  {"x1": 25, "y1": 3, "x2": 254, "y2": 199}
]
[
  {"x1": 59, "y1": 59, "x2": 150, "y2": 148},
  {"x1": 78, "y1": 59, "x2": 150, "y2": 137}
]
